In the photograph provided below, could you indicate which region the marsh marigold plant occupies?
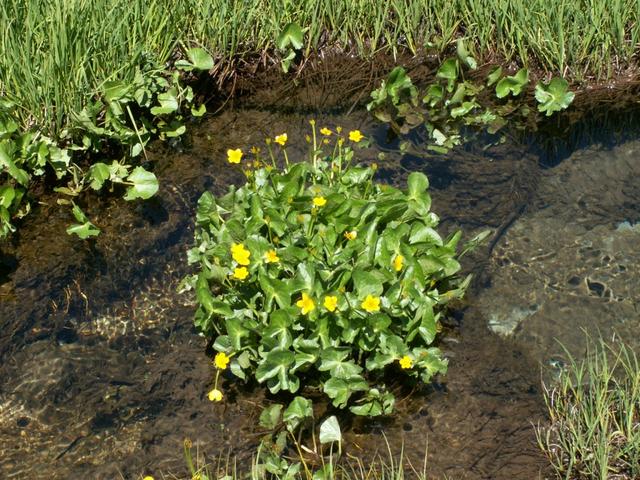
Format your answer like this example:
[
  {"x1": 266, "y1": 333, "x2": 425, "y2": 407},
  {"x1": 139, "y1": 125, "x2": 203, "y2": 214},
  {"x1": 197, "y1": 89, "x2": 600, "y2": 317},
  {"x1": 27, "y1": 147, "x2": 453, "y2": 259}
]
[{"x1": 187, "y1": 123, "x2": 485, "y2": 417}]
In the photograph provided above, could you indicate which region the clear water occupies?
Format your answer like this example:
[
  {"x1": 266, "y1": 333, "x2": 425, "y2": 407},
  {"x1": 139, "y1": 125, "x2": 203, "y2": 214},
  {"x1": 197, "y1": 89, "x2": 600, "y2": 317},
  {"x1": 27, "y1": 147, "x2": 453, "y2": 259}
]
[{"x1": 1, "y1": 91, "x2": 639, "y2": 479}]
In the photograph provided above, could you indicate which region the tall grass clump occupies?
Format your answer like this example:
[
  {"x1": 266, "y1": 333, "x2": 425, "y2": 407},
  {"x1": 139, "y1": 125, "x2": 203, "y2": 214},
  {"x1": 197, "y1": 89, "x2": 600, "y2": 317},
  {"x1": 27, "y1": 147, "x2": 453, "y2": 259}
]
[
  {"x1": 0, "y1": 0, "x2": 182, "y2": 136},
  {"x1": 171, "y1": 436, "x2": 429, "y2": 480},
  {"x1": 536, "y1": 338, "x2": 640, "y2": 479}
]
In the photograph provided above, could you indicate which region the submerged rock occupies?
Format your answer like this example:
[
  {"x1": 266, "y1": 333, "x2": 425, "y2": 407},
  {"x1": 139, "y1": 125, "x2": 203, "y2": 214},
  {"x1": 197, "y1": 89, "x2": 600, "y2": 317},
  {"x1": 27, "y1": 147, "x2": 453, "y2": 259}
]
[{"x1": 480, "y1": 139, "x2": 640, "y2": 361}]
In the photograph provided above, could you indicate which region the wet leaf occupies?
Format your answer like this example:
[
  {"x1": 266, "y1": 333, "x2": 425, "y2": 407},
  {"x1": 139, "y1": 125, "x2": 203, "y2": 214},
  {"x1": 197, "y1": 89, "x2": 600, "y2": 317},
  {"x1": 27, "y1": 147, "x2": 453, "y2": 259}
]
[
  {"x1": 276, "y1": 23, "x2": 304, "y2": 51},
  {"x1": 259, "y1": 404, "x2": 283, "y2": 430},
  {"x1": 124, "y1": 166, "x2": 158, "y2": 200},
  {"x1": 456, "y1": 39, "x2": 477, "y2": 69},
  {"x1": 487, "y1": 66, "x2": 502, "y2": 86},
  {"x1": 186, "y1": 47, "x2": 214, "y2": 71},
  {"x1": 535, "y1": 77, "x2": 575, "y2": 116},
  {"x1": 89, "y1": 162, "x2": 110, "y2": 190},
  {"x1": 495, "y1": 68, "x2": 529, "y2": 98},
  {"x1": 66, "y1": 203, "x2": 100, "y2": 239},
  {"x1": 283, "y1": 397, "x2": 313, "y2": 432},
  {"x1": 319, "y1": 416, "x2": 341, "y2": 444}
]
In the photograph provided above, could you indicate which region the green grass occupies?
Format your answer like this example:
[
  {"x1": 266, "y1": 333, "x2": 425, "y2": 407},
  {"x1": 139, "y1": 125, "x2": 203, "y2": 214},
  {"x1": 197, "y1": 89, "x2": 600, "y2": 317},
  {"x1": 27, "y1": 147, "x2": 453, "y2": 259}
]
[
  {"x1": 2, "y1": 0, "x2": 640, "y2": 140},
  {"x1": 148, "y1": 436, "x2": 431, "y2": 480},
  {"x1": 536, "y1": 338, "x2": 640, "y2": 479}
]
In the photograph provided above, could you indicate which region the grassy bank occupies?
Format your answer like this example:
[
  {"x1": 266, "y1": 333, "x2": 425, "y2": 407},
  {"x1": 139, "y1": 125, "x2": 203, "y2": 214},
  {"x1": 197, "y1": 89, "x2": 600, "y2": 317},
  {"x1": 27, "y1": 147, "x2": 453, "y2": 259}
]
[
  {"x1": 2, "y1": 0, "x2": 640, "y2": 138},
  {"x1": 536, "y1": 338, "x2": 640, "y2": 479}
]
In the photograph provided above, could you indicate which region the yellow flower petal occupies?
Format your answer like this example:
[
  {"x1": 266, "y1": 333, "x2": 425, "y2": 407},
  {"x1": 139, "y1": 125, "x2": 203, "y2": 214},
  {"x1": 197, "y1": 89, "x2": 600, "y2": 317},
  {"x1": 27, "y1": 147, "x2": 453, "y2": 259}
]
[
  {"x1": 313, "y1": 196, "x2": 327, "y2": 207},
  {"x1": 143, "y1": 476, "x2": 155, "y2": 480},
  {"x1": 399, "y1": 355, "x2": 413, "y2": 369},
  {"x1": 231, "y1": 243, "x2": 251, "y2": 265},
  {"x1": 227, "y1": 148, "x2": 243, "y2": 164},
  {"x1": 361, "y1": 294, "x2": 380, "y2": 313},
  {"x1": 320, "y1": 127, "x2": 332, "y2": 136},
  {"x1": 264, "y1": 249, "x2": 280, "y2": 263},
  {"x1": 323, "y1": 295, "x2": 338, "y2": 312},
  {"x1": 274, "y1": 133, "x2": 288, "y2": 146},
  {"x1": 208, "y1": 388, "x2": 223, "y2": 402},
  {"x1": 232, "y1": 267, "x2": 249, "y2": 280},
  {"x1": 393, "y1": 254, "x2": 404, "y2": 272},
  {"x1": 296, "y1": 293, "x2": 315, "y2": 315},
  {"x1": 214, "y1": 352, "x2": 230, "y2": 370},
  {"x1": 344, "y1": 230, "x2": 357, "y2": 241},
  {"x1": 348, "y1": 130, "x2": 364, "y2": 142}
]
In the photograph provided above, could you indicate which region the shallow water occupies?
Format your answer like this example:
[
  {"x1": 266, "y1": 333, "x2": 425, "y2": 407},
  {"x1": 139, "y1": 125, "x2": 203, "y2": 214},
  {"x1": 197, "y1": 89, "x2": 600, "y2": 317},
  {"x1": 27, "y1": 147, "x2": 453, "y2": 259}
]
[{"x1": 1, "y1": 83, "x2": 639, "y2": 479}]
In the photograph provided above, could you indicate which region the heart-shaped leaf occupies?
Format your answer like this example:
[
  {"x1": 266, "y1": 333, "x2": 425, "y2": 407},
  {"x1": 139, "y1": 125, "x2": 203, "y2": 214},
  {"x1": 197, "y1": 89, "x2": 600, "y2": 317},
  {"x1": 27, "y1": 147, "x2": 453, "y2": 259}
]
[
  {"x1": 276, "y1": 23, "x2": 304, "y2": 51},
  {"x1": 319, "y1": 416, "x2": 341, "y2": 444}
]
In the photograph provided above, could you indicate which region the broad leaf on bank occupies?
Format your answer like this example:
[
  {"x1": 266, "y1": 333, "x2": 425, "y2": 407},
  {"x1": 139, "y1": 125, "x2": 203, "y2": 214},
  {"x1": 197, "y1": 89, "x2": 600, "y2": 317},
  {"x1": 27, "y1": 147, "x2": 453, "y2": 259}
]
[
  {"x1": 124, "y1": 166, "x2": 158, "y2": 200},
  {"x1": 283, "y1": 396, "x2": 313, "y2": 432},
  {"x1": 486, "y1": 66, "x2": 502, "y2": 86},
  {"x1": 186, "y1": 47, "x2": 214, "y2": 70},
  {"x1": 319, "y1": 416, "x2": 341, "y2": 444},
  {"x1": 259, "y1": 404, "x2": 283, "y2": 430},
  {"x1": 535, "y1": 77, "x2": 575, "y2": 116},
  {"x1": 255, "y1": 348, "x2": 297, "y2": 393},
  {"x1": 276, "y1": 23, "x2": 304, "y2": 51},
  {"x1": 495, "y1": 68, "x2": 529, "y2": 98},
  {"x1": 66, "y1": 203, "x2": 100, "y2": 239},
  {"x1": 89, "y1": 162, "x2": 111, "y2": 190},
  {"x1": 456, "y1": 39, "x2": 477, "y2": 70}
]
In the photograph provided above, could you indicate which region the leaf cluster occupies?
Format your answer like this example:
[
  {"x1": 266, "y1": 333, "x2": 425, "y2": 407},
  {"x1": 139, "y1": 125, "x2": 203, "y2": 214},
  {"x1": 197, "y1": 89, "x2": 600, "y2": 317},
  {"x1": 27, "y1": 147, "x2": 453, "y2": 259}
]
[
  {"x1": 0, "y1": 47, "x2": 212, "y2": 238},
  {"x1": 367, "y1": 46, "x2": 574, "y2": 154},
  {"x1": 188, "y1": 139, "x2": 476, "y2": 416}
]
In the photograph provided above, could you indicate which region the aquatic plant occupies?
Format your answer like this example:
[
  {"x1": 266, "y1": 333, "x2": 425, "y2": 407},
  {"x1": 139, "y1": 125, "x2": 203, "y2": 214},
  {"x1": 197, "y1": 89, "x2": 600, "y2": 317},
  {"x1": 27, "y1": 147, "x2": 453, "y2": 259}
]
[
  {"x1": 536, "y1": 337, "x2": 640, "y2": 479},
  {"x1": 368, "y1": 54, "x2": 574, "y2": 154},
  {"x1": 188, "y1": 123, "x2": 486, "y2": 419}
]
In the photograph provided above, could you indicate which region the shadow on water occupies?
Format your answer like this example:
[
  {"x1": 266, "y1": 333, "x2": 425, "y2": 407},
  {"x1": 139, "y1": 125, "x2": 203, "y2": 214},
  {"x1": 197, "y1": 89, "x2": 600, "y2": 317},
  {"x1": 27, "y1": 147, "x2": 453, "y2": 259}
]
[{"x1": 1, "y1": 65, "x2": 640, "y2": 479}]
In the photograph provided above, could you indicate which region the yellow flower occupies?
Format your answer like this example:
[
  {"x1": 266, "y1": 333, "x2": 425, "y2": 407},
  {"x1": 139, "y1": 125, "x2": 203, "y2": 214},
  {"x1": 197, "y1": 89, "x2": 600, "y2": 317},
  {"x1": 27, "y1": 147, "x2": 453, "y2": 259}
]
[
  {"x1": 231, "y1": 243, "x2": 251, "y2": 265},
  {"x1": 393, "y1": 254, "x2": 404, "y2": 272},
  {"x1": 348, "y1": 130, "x2": 364, "y2": 142},
  {"x1": 320, "y1": 127, "x2": 332, "y2": 136},
  {"x1": 361, "y1": 294, "x2": 381, "y2": 312},
  {"x1": 143, "y1": 476, "x2": 154, "y2": 480},
  {"x1": 296, "y1": 293, "x2": 315, "y2": 315},
  {"x1": 264, "y1": 249, "x2": 280, "y2": 263},
  {"x1": 309, "y1": 119, "x2": 316, "y2": 126},
  {"x1": 344, "y1": 230, "x2": 357, "y2": 241},
  {"x1": 399, "y1": 355, "x2": 413, "y2": 369},
  {"x1": 232, "y1": 267, "x2": 249, "y2": 280},
  {"x1": 336, "y1": 126, "x2": 343, "y2": 133},
  {"x1": 214, "y1": 352, "x2": 230, "y2": 370},
  {"x1": 313, "y1": 196, "x2": 327, "y2": 207},
  {"x1": 227, "y1": 148, "x2": 243, "y2": 164},
  {"x1": 208, "y1": 388, "x2": 223, "y2": 402},
  {"x1": 250, "y1": 146, "x2": 260, "y2": 154},
  {"x1": 323, "y1": 295, "x2": 338, "y2": 312},
  {"x1": 274, "y1": 133, "x2": 288, "y2": 146}
]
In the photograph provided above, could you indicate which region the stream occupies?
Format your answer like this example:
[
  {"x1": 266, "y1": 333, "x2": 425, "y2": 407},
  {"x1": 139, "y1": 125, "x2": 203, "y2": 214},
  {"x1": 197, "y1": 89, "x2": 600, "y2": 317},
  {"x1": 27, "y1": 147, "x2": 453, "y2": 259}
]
[{"x1": 1, "y1": 77, "x2": 639, "y2": 479}]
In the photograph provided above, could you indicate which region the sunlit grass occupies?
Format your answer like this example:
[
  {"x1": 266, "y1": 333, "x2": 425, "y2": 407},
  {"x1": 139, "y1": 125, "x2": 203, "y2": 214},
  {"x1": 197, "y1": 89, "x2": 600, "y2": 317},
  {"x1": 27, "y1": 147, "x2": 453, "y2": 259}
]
[
  {"x1": 2, "y1": 0, "x2": 640, "y2": 139},
  {"x1": 536, "y1": 337, "x2": 640, "y2": 479}
]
